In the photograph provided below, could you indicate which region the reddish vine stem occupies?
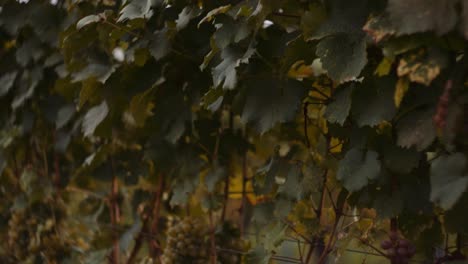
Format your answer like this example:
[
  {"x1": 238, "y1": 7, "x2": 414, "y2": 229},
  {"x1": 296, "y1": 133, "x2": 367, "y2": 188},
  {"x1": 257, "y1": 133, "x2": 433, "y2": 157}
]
[
  {"x1": 209, "y1": 209, "x2": 217, "y2": 264},
  {"x1": 127, "y1": 174, "x2": 164, "y2": 264},
  {"x1": 208, "y1": 129, "x2": 221, "y2": 263},
  {"x1": 303, "y1": 102, "x2": 311, "y2": 148},
  {"x1": 304, "y1": 237, "x2": 317, "y2": 264},
  {"x1": 239, "y1": 152, "x2": 248, "y2": 237},
  {"x1": 149, "y1": 174, "x2": 165, "y2": 258},
  {"x1": 109, "y1": 158, "x2": 120, "y2": 264},
  {"x1": 317, "y1": 197, "x2": 346, "y2": 264}
]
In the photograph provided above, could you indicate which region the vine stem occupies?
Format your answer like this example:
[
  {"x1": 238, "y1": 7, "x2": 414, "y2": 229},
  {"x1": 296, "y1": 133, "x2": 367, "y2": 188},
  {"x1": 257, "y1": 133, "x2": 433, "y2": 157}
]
[
  {"x1": 303, "y1": 102, "x2": 311, "y2": 148},
  {"x1": 239, "y1": 152, "x2": 248, "y2": 237},
  {"x1": 208, "y1": 128, "x2": 221, "y2": 263},
  {"x1": 149, "y1": 174, "x2": 165, "y2": 258},
  {"x1": 127, "y1": 174, "x2": 164, "y2": 264},
  {"x1": 109, "y1": 158, "x2": 120, "y2": 264},
  {"x1": 209, "y1": 209, "x2": 217, "y2": 264}
]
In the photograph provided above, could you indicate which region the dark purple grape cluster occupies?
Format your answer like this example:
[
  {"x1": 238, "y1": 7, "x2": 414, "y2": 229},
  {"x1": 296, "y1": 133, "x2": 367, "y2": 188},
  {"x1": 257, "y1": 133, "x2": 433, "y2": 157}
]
[{"x1": 380, "y1": 232, "x2": 416, "y2": 264}]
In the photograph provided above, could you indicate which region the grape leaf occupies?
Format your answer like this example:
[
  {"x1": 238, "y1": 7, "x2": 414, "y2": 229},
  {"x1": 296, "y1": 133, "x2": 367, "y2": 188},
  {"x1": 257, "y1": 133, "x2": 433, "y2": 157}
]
[
  {"x1": 212, "y1": 17, "x2": 250, "y2": 50},
  {"x1": 123, "y1": 89, "x2": 154, "y2": 127},
  {"x1": 0, "y1": 71, "x2": 17, "y2": 97},
  {"x1": 82, "y1": 101, "x2": 109, "y2": 137},
  {"x1": 382, "y1": 143, "x2": 420, "y2": 174},
  {"x1": 324, "y1": 83, "x2": 354, "y2": 125},
  {"x1": 316, "y1": 34, "x2": 367, "y2": 83},
  {"x1": 56, "y1": 104, "x2": 75, "y2": 129},
  {"x1": 430, "y1": 153, "x2": 468, "y2": 210},
  {"x1": 337, "y1": 148, "x2": 381, "y2": 192},
  {"x1": 374, "y1": 192, "x2": 403, "y2": 218},
  {"x1": 397, "y1": 48, "x2": 447, "y2": 86},
  {"x1": 76, "y1": 15, "x2": 101, "y2": 29},
  {"x1": 176, "y1": 5, "x2": 202, "y2": 31},
  {"x1": 397, "y1": 108, "x2": 436, "y2": 151},
  {"x1": 149, "y1": 28, "x2": 171, "y2": 60},
  {"x1": 311, "y1": 0, "x2": 370, "y2": 39},
  {"x1": 245, "y1": 246, "x2": 271, "y2": 264},
  {"x1": 118, "y1": 0, "x2": 159, "y2": 22},
  {"x1": 212, "y1": 45, "x2": 254, "y2": 90},
  {"x1": 278, "y1": 165, "x2": 302, "y2": 200},
  {"x1": 241, "y1": 76, "x2": 306, "y2": 134},
  {"x1": 387, "y1": 0, "x2": 457, "y2": 36},
  {"x1": 72, "y1": 63, "x2": 115, "y2": 83},
  {"x1": 351, "y1": 77, "x2": 396, "y2": 127}
]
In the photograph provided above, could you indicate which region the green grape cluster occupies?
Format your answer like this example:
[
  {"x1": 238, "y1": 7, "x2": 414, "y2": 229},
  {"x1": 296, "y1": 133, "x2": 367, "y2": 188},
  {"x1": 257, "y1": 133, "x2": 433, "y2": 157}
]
[
  {"x1": 4, "y1": 201, "x2": 71, "y2": 263},
  {"x1": 161, "y1": 217, "x2": 209, "y2": 264},
  {"x1": 216, "y1": 222, "x2": 245, "y2": 264}
]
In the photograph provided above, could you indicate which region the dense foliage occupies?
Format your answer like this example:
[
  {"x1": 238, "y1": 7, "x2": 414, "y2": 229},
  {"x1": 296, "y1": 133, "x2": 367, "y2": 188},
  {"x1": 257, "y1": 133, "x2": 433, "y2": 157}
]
[{"x1": 0, "y1": 0, "x2": 467, "y2": 263}]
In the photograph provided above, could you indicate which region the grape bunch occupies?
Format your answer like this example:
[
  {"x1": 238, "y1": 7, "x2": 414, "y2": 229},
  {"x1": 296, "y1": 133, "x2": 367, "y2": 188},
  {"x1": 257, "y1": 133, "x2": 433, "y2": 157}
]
[
  {"x1": 216, "y1": 222, "x2": 245, "y2": 264},
  {"x1": 380, "y1": 232, "x2": 416, "y2": 264},
  {"x1": 161, "y1": 217, "x2": 210, "y2": 264},
  {"x1": 5, "y1": 201, "x2": 71, "y2": 263}
]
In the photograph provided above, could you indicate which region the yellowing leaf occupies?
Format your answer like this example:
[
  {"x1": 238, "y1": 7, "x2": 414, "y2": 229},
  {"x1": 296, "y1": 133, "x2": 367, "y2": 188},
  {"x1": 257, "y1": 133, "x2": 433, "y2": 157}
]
[
  {"x1": 288, "y1": 61, "x2": 314, "y2": 79},
  {"x1": 329, "y1": 137, "x2": 343, "y2": 153},
  {"x1": 374, "y1": 57, "x2": 394, "y2": 76},
  {"x1": 397, "y1": 49, "x2": 445, "y2": 86},
  {"x1": 123, "y1": 88, "x2": 156, "y2": 127},
  {"x1": 394, "y1": 77, "x2": 409, "y2": 107}
]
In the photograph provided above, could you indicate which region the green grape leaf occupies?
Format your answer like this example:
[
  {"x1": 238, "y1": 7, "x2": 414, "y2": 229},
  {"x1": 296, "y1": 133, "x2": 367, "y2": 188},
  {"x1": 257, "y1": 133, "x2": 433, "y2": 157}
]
[
  {"x1": 311, "y1": 0, "x2": 370, "y2": 39},
  {"x1": 278, "y1": 165, "x2": 302, "y2": 200},
  {"x1": 82, "y1": 101, "x2": 109, "y2": 137},
  {"x1": 444, "y1": 192, "x2": 468, "y2": 233},
  {"x1": 212, "y1": 18, "x2": 250, "y2": 50},
  {"x1": 198, "y1": 5, "x2": 232, "y2": 26},
  {"x1": 251, "y1": 202, "x2": 275, "y2": 226},
  {"x1": 245, "y1": 246, "x2": 271, "y2": 264},
  {"x1": 118, "y1": 0, "x2": 159, "y2": 22},
  {"x1": 0, "y1": 71, "x2": 17, "y2": 97},
  {"x1": 123, "y1": 88, "x2": 154, "y2": 127},
  {"x1": 212, "y1": 45, "x2": 255, "y2": 90},
  {"x1": 382, "y1": 143, "x2": 420, "y2": 174},
  {"x1": 205, "y1": 165, "x2": 226, "y2": 192},
  {"x1": 241, "y1": 77, "x2": 306, "y2": 134},
  {"x1": 72, "y1": 63, "x2": 115, "y2": 83},
  {"x1": 200, "y1": 87, "x2": 224, "y2": 112},
  {"x1": 76, "y1": 15, "x2": 101, "y2": 29},
  {"x1": 324, "y1": 83, "x2": 354, "y2": 125},
  {"x1": 351, "y1": 77, "x2": 396, "y2": 127},
  {"x1": 176, "y1": 5, "x2": 202, "y2": 31},
  {"x1": 387, "y1": 0, "x2": 457, "y2": 36},
  {"x1": 337, "y1": 148, "x2": 381, "y2": 192},
  {"x1": 316, "y1": 34, "x2": 367, "y2": 83},
  {"x1": 396, "y1": 108, "x2": 436, "y2": 151},
  {"x1": 263, "y1": 222, "x2": 287, "y2": 252},
  {"x1": 300, "y1": 5, "x2": 327, "y2": 39},
  {"x1": 430, "y1": 153, "x2": 468, "y2": 210},
  {"x1": 12, "y1": 68, "x2": 43, "y2": 110},
  {"x1": 56, "y1": 104, "x2": 75, "y2": 129},
  {"x1": 374, "y1": 191, "x2": 403, "y2": 218},
  {"x1": 149, "y1": 28, "x2": 171, "y2": 60}
]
